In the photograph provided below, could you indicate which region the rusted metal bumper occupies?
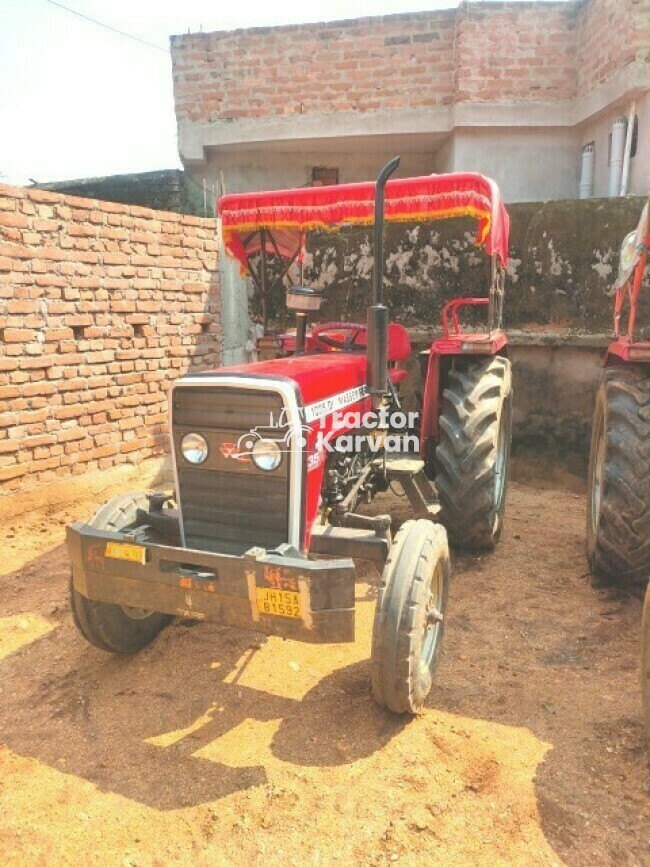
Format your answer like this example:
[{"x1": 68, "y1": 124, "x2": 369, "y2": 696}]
[{"x1": 67, "y1": 523, "x2": 355, "y2": 643}]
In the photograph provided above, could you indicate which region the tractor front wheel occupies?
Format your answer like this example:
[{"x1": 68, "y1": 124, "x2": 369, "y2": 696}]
[
  {"x1": 587, "y1": 366, "x2": 650, "y2": 586},
  {"x1": 371, "y1": 519, "x2": 450, "y2": 714},
  {"x1": 70, "y1": 491, "x2": 173, "y2": 653},
  {"x1": 435, "y1": 356, "x2": 513, "y2": 550}
]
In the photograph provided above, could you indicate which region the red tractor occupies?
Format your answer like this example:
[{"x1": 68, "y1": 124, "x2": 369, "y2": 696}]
[
  {"x1": 66, "y1": 160, "x2": 513, "y2": 714},
  {"x1": 587, "y1": 199, "x2": 650, "y2": 587}
]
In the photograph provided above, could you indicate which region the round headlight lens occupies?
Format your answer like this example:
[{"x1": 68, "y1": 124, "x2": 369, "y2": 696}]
[
  {"x1": 251, "y1": 438, "x2": 282, "y2": 472},
  {"x1": 181, "y1": 432, "x2": 209, "y2": 464}
]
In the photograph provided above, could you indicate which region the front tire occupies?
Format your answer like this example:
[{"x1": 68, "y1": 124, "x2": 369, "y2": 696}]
[
  {"x1": 70, "y1": 491, "x2": 172, "y2": 653},
  {"x1": 435, "y1": 356, "x2": 513, "y2": 550},
  {"x1": 371, "y1": 520, "x2": 450, "y2": 714},
  {"x1": 586, "y1": 366, "x2": 650, "y2": 586}
]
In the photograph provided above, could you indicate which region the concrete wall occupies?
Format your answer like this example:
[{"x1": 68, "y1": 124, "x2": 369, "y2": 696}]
[
  {"x1": 579, "y1": 93, "x2": 650, "y2": 199},
  {"x1": 450, "y1": 128, "x2": 580, "y2": 203},
  {"x1": 208, "y1": 147, "x2": 439, "y2": 197},
  {"x1": 396, "y1": 337, "x2": 605, "y2": 477},
  {"x1": 252, "y1": 196, "x2": 648, "y2": 332},
  {"x1": 0, "y1": 184, "x2": 221, "y2": 492},
  {"x1": 35, "y1": 170, "x2": 210, "y2": 217},
  {"x1": 218, "y1": 234, "x2": 251, "y2": 366},
  {"x1": 507, "y1": 342, "x2": 603, "y2": 474}
]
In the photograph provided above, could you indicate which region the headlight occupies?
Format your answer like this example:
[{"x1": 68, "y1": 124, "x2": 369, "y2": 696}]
[
  {"x1": 251, "y1": 438, "x2": 282, "y2": 472},
  {"x1": 181, "y1": 432, "x2": 209, "y2": 464}
]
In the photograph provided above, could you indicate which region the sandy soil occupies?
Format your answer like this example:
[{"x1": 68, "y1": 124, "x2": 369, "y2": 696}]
[{"x1": 0, "y1": 479, "x2": 648, "y2": 866}]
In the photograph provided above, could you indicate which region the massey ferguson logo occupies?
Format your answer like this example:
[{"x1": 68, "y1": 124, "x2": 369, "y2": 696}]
[{"x1": 220, "y1": 442, "x2": 248, "y2": 461}]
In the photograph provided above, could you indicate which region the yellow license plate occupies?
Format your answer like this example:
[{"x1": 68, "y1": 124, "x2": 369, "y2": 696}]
[
  {"x1": 256, "y1": 588, "x2": 301, "y2": 619},
  {"x1": 104, "y1": 541, "x2": 147, "y2": 565}
]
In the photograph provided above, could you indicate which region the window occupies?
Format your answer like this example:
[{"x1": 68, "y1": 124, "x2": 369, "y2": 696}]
[{"x1": 311, "y1": 167, "x2": 339, "y2": 187}]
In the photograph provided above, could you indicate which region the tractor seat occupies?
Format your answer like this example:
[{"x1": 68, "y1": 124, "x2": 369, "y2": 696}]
[
  {"x1": 351, "y1": 323, "x2": 411, "y2": 362},
  {"x1": 387, "y1": 323, "x2": 411, "y2": 362}
]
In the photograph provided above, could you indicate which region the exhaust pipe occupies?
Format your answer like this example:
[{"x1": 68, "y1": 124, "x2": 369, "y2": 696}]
[{"x1": 368, "y1": 156, "x2": 400, "y2": 409}]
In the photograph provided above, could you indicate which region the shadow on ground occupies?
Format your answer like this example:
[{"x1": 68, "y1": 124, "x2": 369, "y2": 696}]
[
  {"x1": 0, "y1": 483, "x2": 647, "y2": 865},
  {"x1": 0, "y1": 545, "x2": 404, "y2": 810}
]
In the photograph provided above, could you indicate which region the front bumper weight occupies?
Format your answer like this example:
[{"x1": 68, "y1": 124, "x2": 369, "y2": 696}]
[{"x1": 67, "y1": 523, "x2": 355, "y2": 643}]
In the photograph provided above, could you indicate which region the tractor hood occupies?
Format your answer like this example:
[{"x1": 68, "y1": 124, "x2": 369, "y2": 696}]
[{"x1": 193, "y1": 352, "x2": 370, "y2": 412}]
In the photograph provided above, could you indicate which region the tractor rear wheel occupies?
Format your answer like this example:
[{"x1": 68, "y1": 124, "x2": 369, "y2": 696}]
[
  {"x1": 70, "y1": 491, "x2": 172, "y2": 653},
  {"x1": 435, "y1": 356, "x2": 512, "y2": 550},
  {"x1": 586, "y1": 366, "x2": 650, "y2": 586},
  {"x1": 371, "y1": 519, "x2": 450, "y2": 714}
]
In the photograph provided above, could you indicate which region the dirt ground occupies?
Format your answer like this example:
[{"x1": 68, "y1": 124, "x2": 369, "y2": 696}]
[{"x1": 0, "y1": 477, "x2": 648, "y2": 866}]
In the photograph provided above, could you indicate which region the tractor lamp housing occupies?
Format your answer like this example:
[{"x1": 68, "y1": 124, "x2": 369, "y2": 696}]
[
  {"x1": 251, "y1": 438, "x2": 283, "y2": 472},
  {"x1": 181, "y1": 432, "x2": 209, "y2": 464},
  {"x1": 286, "y1": 286, "x2": 324, "y2": 313}
]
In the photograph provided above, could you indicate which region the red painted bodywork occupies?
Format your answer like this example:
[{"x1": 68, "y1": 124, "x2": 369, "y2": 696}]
[
  {"x1": 274, "y1": 322, "x2": 411, "y2": 364},
  {"x1": 212, "y1": 351, "x2": 377, "y2": 550},
  {"x1": 418, "y1": 295, "x2": 509, "y2": 449},
  {"x1": 604, "y1": 216, "x2": 650, "y2": 367},
  {"x1": 218, "y1": 351, "x2": 370, "y2": 406}
]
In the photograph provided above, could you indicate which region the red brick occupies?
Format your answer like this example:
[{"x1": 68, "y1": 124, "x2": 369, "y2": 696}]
[
  {"x1": 0, "y1": 243, "x2": 32, "y2": 259},
  {"x1": 27, "y1": 188, "x2": 62, "y2": 204},
  {"x1": 20, "y1": 355, "x2": 57, "y2": 370},
  {"x1": 33, "y1": 219, "x2": 59, "y2": 231},
  {"x1": 0, "y1": 212, "x2": 29, "y2": 229},
  {"x1": 7, "y1": 299, "x2": 39, "y2": 314},
  {"x1": 0, "y1": 464, "x2": 26, "y2": 482},
  {"x1": 4, "y1": 328, "x2": 37, "y2": 343}
]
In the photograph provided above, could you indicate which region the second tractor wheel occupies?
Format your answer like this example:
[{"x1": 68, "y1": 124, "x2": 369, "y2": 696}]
[
  {"x1": 587, "y1": 366, "x2": 650, "y2": 586},
  {"x1": 70, "y1": 491, "x2": 173, "y2": 653},
  {"x1": 435, "y1": 356, "x2": 513, "y2": 550},
  {"x1": 371, "y1": 519, "x2": 450, "y2": 714}
]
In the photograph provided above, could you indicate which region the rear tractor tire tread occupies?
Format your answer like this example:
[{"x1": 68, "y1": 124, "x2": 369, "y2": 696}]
[
  {"x1": 587, "y1": 366, "x2": 650, "y2": 585},
  {"x1": 435, "y1": 356, "x2": 513, "y2": 551}
]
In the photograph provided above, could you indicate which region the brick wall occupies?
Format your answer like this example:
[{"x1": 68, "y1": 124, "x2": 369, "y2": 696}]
[
  {"x1": 0, "y1": 184, "x2": 220, "y2": 491},
  {"x1": 577, "y1": 0, "x2": 649, "y2": 95},
  {"x1": 454, "y1": 2, "x2": 580, "y2": 103},
  {"x1": 171, "y1": 10, "x2": 457, "y2": 123},
  {"x1": 170, "y1": 0, "x2": 644, "y2": 126}
]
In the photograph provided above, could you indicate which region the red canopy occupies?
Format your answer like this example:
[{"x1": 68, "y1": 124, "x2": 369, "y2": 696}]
[{"x1": 219, "y1": 172, "x2": 510, "y2": 270}]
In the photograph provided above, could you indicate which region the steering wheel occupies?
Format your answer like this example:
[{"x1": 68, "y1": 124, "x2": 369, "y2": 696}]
[{"x1": 311, "y1": 321, "x2": 367, "y2": 352}]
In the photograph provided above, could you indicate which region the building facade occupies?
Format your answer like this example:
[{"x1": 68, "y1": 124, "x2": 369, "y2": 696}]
[{"x1": 170, "y1": 0, "x2": 649, "y2": 203}]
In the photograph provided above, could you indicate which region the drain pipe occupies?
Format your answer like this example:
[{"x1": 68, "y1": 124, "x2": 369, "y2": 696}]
[
  {"x1": 619, "y1": 100, "x2": 636, "y2": 197},
  {"x1": 608, "y1": 116, "x2": 627, "y2": 197},
  {"x1": 579, "y1": 143, "x2": 595, "y2": 199}
]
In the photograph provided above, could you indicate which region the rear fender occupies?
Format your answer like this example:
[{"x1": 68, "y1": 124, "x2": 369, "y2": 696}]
[{"x1": 419, "y1": 334, "x2": 508, "y2": 449}]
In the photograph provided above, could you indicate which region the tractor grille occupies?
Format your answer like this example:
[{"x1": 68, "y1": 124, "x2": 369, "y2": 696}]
[{"x1": 172, "y1": 384, "x2": 290, "y2": 555}]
